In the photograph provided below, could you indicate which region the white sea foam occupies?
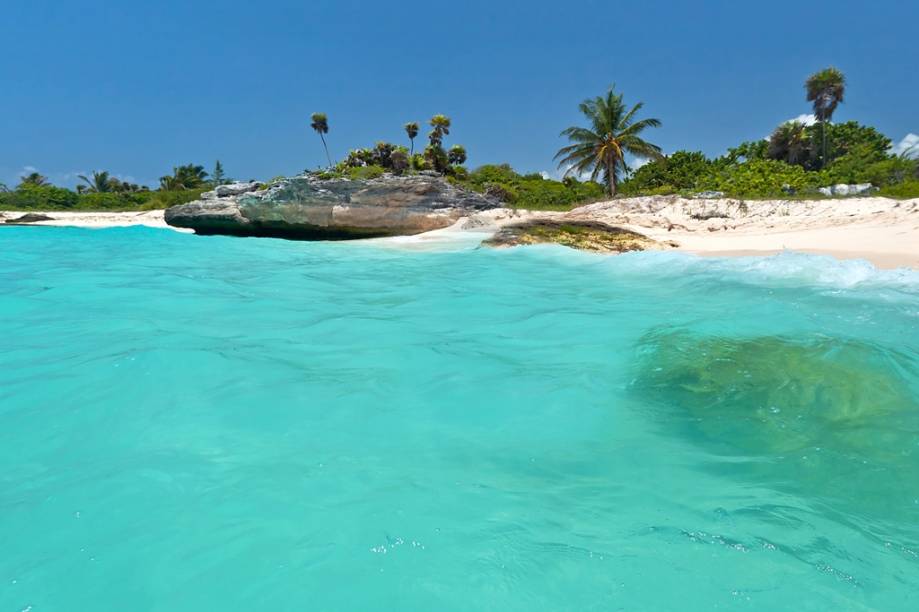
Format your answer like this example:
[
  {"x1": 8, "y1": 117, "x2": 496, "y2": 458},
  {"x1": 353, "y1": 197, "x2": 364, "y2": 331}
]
[{"x1": 592, "y1": 249, "x2": 919, "y2": 293}]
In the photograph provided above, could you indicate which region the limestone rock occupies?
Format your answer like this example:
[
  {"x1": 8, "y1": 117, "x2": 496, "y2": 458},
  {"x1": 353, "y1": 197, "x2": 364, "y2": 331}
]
[
  {"x1": 818, "y1": 183, "x2": 876, "y2": 197},
  {"x1": 201, "y1": 181, "x2": 262, "y2": 200},
  {"x1": 165, "y1": 173, "x2": 499, "y2": 239}
]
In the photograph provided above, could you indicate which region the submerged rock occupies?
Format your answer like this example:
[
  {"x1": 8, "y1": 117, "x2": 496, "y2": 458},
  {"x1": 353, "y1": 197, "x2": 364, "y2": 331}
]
[
  {"x1": 165, "y1": 174, "x2": 499, "y2": 240},
  {"x1": 630, "y1": 330, "x2": 919, "y2": 519},
  {"x1": 631, "y1": 331, "x2": 917, "y2": 457},
  {"x1": 483, "y1": 219, "x2": 669, "y2": 253}
]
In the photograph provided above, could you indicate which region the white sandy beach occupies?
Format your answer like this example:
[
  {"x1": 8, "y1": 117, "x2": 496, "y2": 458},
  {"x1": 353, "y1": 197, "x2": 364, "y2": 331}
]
[
  {"x1": 0, "y1": 209, "x2": 180, "y2": 231},
  {"x1": 467, "y1": 196, "x2": 919, "y2": 270},
  {"x1": 4, "y1": 196, "x2": 918, "y2": 269}
]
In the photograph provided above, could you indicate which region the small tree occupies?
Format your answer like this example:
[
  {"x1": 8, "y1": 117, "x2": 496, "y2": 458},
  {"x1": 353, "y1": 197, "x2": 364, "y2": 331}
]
[
  {"x1": 448, "y1": 145, "x2": 467, "y2": 166},
  {"x1": 310, "y1": 112, "x2": 332, "y2": 168},
  {"x1": 212, "y1": 160, "x2": 226, "y2": 185},
  {"x1": 424, "y1": 145, "x2": 449, "y2": 174},
  {"x1": 404, "y1": 122, "x2": 420, "y2": 156},
  {"x1": 78, "y1": 171, "x2": 115, "y2": 193},
  {"x1": 768, "y1": 122, "x2": 812, "y2": 167},
  {"x1": 390, "y1": 150, "x2": 409, "y2": 175},
  {"x1": 19, "y1": 172, "x2": 49, "y2": 187},
  {"x1": 159, "y1": 164, "x2": 208, "y2": 190}
]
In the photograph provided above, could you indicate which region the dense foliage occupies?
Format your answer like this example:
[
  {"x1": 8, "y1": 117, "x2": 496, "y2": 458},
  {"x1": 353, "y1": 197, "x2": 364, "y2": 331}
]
[
  {"x1": 456, "y1": 164, "x2": 605, "y2": 210},
  {"x1": 621, "y1": 120, "x2": 918, "y2": 199},
  {"x1": 0, "y1": 183, "x2": 207, "y2": 211}
]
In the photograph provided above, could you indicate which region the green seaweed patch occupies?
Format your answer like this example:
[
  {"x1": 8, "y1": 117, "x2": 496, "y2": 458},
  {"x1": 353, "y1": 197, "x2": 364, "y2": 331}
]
[
  {"x1": 484, "y1": 220, "x2": 667, "y2": 253},
  {"x1": 631, "y1": 331, "x2": 917, "y2": 457}
]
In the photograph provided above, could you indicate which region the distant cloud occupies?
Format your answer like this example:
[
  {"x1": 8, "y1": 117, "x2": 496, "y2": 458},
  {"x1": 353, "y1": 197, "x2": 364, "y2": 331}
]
[
  {"x1": 785, "y1": 113, "x2": 818, "y2": 126},
  {"x1": 630, "y1": 157, "x2": 651, "y2": 171},
  {"x1": 545, "y1": 166, "x2": 591, "y2": 182},
  {"x1": 891, "y1": 133, "x2": 919, "y2": 158}
]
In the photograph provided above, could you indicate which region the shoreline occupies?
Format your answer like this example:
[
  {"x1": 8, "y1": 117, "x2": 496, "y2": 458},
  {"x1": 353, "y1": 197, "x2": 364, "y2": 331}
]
[
  {"x1": 0, "y1": 209, "x2": 182, "y2": 231},
  {"x1": 3, "y1": 196, "x2": 918, "y2": 270}
]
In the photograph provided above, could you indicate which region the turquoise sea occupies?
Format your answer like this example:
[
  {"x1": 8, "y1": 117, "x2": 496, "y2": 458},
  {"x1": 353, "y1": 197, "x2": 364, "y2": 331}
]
[{"x1": 1, "y1": 226, "x2": 918, "y2": 611}]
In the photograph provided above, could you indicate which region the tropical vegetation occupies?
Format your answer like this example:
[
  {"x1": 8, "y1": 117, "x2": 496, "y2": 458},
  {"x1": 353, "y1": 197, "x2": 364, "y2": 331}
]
[
  {"x1": 621, "y1": 68, "x2": 918, "y2": 199},
  {"x1": 0, "y1": 162, "x2": 226, "y2": 211},
  {"x1": 5, "y1": 67, "x2": 918, "y2": 213},
  {"x1": 555, "y1": 85, "x2": 663, "y2": 195}
]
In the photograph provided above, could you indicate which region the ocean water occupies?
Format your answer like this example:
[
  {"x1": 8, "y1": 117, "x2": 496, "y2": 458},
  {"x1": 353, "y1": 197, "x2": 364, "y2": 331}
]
[{"x1": 1, "y1": 226, "x2": 918, "y2": 611}]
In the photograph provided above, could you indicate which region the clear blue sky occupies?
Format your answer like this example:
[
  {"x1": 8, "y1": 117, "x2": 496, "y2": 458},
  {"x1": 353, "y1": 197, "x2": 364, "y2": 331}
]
[{"x1": 2, "y1": 0, "x2": 916, "y2": 188}]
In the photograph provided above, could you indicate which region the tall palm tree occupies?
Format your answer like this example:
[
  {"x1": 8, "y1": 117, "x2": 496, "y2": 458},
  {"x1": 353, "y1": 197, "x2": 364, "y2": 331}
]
[
  {"x1": 310, "y1": 112, "x2": 332, "y2": 167},
  {"x1": 805, "y1": 67, "x2": 845, "y2": 168},
  {"x1": 428, "y1": 115, "x2": 451, "y2": 147},
  {"x1": 19, "y1": 172, "x2": 49, "y2": 187},
  {"x1": 555, "y1": 86, "x2": 663, "y2": 196},
  {"x1": 404, "y1": 122, "x2": 420, "y2": 156},
  {"x1": 78, "y1": 170, "x2": 115, "y2": 193}
]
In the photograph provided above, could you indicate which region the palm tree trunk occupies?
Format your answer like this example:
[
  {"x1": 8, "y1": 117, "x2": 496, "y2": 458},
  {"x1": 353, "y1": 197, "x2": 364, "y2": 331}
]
[
  {"x1": 821, "y1": 120, "x2": 827, "y2": 169},
  {"x1": 320, "y1": 133, "x2": 332, "y2": 168},
  {"x1": 410, "y1": 138, "x2": 414, "y2": 157},
  {"x1": 607, "y1": 157, "x2": 617, "y2": 196}
]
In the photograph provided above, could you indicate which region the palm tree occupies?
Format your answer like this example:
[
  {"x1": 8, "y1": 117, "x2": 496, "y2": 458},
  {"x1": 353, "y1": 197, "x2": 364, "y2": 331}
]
[
  {"x1": 768, "y1": 121, "x2": 811, "y2": 167},
  {"x1": 447, "y1": 145, "x2": 467, "y2": 166},
  {"x1": 404, "y1": 122, "x2": 420, "y2": 156},
  {"x1": 428, "y1": 115, "x2": 451, "y2": 147},
  {"x1": 555, "y1": 86, "x2": 663, "y2": 196},
  {"x1": 78, "y1": 170, "x2": 116, "y2": 193},
  {"x1": 159, "y1": 164, "x2": 208, "y2": 190},
  {"x1": 805, "y1": 67, "x2": 845, "y2": 168},
  {"x1": 310, "y1": 112, "x2": 332, "y2": 167},
  {"x1": 19, "y1": 172, "x2": 49, "y2": 187}
]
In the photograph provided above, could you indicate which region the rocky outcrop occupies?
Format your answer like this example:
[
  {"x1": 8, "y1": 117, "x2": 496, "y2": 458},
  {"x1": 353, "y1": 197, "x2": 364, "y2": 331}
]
[
  {"x1": 165, "y1": 174, "x2": 499, "y2": 239},
  {"x1": 817, "y1": 183, "x2": 876, "y2": 197},
  {"x1": 483, "y1": 219, "x2": 672, "y2": 253},
  {"x1": 4, "y1": 213, "x2": 55, "y2": 224}
]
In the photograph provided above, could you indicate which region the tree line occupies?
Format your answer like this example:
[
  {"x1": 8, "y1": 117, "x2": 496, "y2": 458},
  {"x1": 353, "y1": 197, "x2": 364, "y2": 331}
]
[
  {"x1": 308, "y1": 112, "x2": 468, "y2": 177},
  {"x1": 557, "y1": 67, "x2": 916, "y2": 199},
  {"x1": 0, "y1": 161, "x2": 233, "y2": 211}
]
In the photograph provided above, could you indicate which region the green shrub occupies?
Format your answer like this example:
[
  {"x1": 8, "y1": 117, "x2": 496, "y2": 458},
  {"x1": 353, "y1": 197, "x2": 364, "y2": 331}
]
[
  {"x1": 621, "y1": 151, "x2": 712, "y2": 194},
  {"x1": 1, "y1": 184, "x2": 79, "y2": 209},
  {"x1": 448, "y1": 165, "x2": 468, "y2": 181},
  {"x1": 457, "y1": 164, "x2": 605, "y2": 210},
  {"x1": 700, "y1": 159, "x2": 820, "y2": 198},
  {"x1": 483, "y1": 183, "x2": 518, "y2": 204},
  {"x1": 346, "y1": 165, "x2": 386, "y2": 181},
  {"x1": 74, "y1": 192, "x2": 147, "y2": 210},
  {"x1": 878, "y1": 180, "x2": 919, "y2": 199}
]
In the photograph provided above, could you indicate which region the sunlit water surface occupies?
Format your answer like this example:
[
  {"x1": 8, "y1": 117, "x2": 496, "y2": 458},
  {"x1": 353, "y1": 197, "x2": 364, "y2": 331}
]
[{"x1": 1, "y1": 226, "x2": 918, "y2": 610}]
